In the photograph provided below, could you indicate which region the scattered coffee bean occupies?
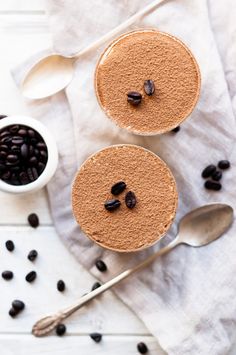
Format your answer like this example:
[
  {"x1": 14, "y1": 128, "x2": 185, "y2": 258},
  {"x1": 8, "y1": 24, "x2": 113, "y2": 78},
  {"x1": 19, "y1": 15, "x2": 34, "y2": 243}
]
[
  {"x1": 111, "y1": 181, "x2": 126, "y2": 195},
  {"x1": 218, "y1": 160, "x2": 230, "y2": 170},
  {"x1": 57, "y1": 280, "x2": 66, "y2": 292},
  {"x1": 104, "y1": 199, "x2": 121, "y2": 211},
  {"x1": 2, "y1": 270, "x2": 13, "y2": 280},
  {"x1": 56, "y1": 323, "x2": 66, "y2": 336},
  {"x1": 211, "y1": 170, "x2": 222, "y2": 181},
  {"x1": 28, "y1": 249, "x2": 38, "y2": 262},
  {"x1": 25, "y1": 271, "x2": 37, "y2": 283},
  {"x1": 204, "y1": 180, "x2": 222, "y2": 191},
  {"x1": 172, "y1": 126, "x2": 181, "y2": 133},
  {"x1": 201, "y1": 164, "x2": 216, "y2": 178},
  {"x1": 12, "y1": 300, "x2": 25, "y2": 312},
  {"x1": 90, "y1": 332, "x2": 102, "y2": 343},
  {"x1": 144, "y1": 79, "x2": 155, "y2": 96},
  {"x1": 127, "y1": 91, "x2": 142, "y2": 106},
  {"x1": 0, "y1": 115, "x2": 7, "y2": 120},
  {"x1": 95, "y1": 259, "x2": 107, "y2": 272},
  {"x1": 137, "y1": 341, "x2": 149, "y2": 354},
  {"x1": 9, "y1": 307, "x2": 18, "y2": 318},
  {"x1": 28, "y1": 213, "x2": 39, "y2": 228},
  {"x1": 5, "y1": 240, "x2": 14, "y2": 252},
  {"x1": 91, "y1": 282, "x2": 101, "y2": 291},
  {"x1": 125, "y1": 191, "x2": 137, "y2": 209}
]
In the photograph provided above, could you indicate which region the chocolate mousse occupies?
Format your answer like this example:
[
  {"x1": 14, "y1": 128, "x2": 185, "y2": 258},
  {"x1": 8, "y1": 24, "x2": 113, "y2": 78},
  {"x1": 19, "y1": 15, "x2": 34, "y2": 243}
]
[
  {"x1": 72, "y1": 145, "x2": 178, "y2": 252},
  {"x1": 95, "y1": 29, "x2": 201, "y2": 135}
]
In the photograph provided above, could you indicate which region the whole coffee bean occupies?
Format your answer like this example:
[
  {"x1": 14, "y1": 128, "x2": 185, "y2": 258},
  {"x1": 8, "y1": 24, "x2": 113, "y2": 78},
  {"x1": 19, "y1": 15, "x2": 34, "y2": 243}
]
[
  {"x1": 12, "y1": 300, "x2": 25, "y2": 312},
  {"x1": 95, "y1": 259, "x2": 107, "y2": 272},
  {"x1": 28, "y1": 213, "x2": 39, "y2": 228},
  {"x1": 12, "y1": 136, "x2": 24, "y2": 145},
  {"x1": 38, "y1": 162, "x2": 46, "y2": 174},
  {"x1": 137, "y1": 342, "x2": 149, "y2": 354},
  {"x1": 9, "y1": 307, "x2": 18, "y2": 318},
  {"x1": 90, "y1": 332, "x2": 102, "y2": 343},
  {"x1": 19, "y1": 172, "x2": 29, "y2": 185},
  {"x1": 0, "y1": 130, "x2": 10, "y2": 138},
  {"x1": 172, "y1": 126, "x2": 181, "y2": 133},
  {"x1": 5, "y1": 240, "x2": 15, "y2": 251},
  {"x1": 25, "y1": 271, "x2": 37, "y2": 283},
  {"x1": 201, "y1": 165, "x2": 216, "y2": 178},
  {"x1": 211, "y1": 170, "x2": 222, "y2": 181},
  {"x1": 2, "y1": 270, "x2": 13, "y2": 280},
  {"x1": 0, "y1": 144, "x2": 9, "y2": 152},
  {"x1": 0, "y1": 115, "x2": 7, "y2": 120},
  {"x1": 1, "y1": 170, "x2": 11, "y2": 180},
  {"x1": 218, "y1": 160, "x2": 230, "y2": 170},
  {"x1": 125, "y1": 191, "x2": 137, "y2": 209},
  {"x1": 144, "y1": 79, "x2": 155, "y2": 96},
  {"x1": 127, "y1": 91, "x2": 142, "y2": 106},
  {"x1": 27, "y1": 129, "x2": 35, "y2": 138},
  {"x1": 0, "y1": 151, "x2": 7, "y2": 159},
  {"x1": 20, "y1": 144, "x2": 28, "y2": 159},
  {"x1": 204, "y1": 180, "x2": 222, "y2": 191},
  {"x1": 1, "y1": 136, "x2": 12, "y2": 144},
  {"x1": 34, "y1": 148, "x2": 40, "y2": 157},
  {"x1": 28, "y1": 145, "x2": 34, "y2": 156},
  {"x1": 27, "y1": 167, "x2": 35, "y2": 182},
  {"x1": 9, "y1": 125, "x2": 19, "y2": 134},
  {"x1": 28, "y1": 250, "x2": 38, "y2": 262},
  {"x1": 11, "y1": 145, "x2": 20, "y2": 153},
  {"x1": 57, "y1": 280, "x2": 66, "y2": 292},
  {"x1": 56, "y1": 324, "x2": 66, "y2": 336},
  {"x1": 111, "y1": 181, "x2": 126, "y2": 195},
  {"x1": 29, "y1": 156, "x2": 38, "y2": 166},
  {"x1": 91, "y1": 282, "x2": 101, "y2": 291},
  {"x1": 36, "y1": 142, "x2": 47, "y2": 150},
  {"x1": 18, "y1": 129, "x2": 27, "y2": 137},
  {"x1": 104, "y1": 199, "x2": 121, "y2": 211},
  {"x1": 7, "y1": 154, "x2": 18, "y2": 163},
  {"x1": 39, "y1": 150, "x2": 47, "y2": 163}
]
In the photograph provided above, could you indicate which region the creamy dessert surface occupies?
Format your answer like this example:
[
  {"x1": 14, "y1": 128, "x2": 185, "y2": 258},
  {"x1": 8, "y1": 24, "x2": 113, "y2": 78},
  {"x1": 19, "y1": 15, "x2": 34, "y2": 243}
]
[
  {"x1": 72, "y1": 145, "x2": 178, "y2": 252},
  {"x1": 95, "y1": 30, "x2": 200, "y2": 134}
]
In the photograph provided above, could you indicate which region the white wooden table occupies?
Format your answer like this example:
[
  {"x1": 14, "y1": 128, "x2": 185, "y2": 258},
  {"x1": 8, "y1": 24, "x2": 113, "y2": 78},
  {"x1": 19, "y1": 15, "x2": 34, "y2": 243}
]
[{"x1": 0, "y1": 1, "x2": 164, "y2": 354}]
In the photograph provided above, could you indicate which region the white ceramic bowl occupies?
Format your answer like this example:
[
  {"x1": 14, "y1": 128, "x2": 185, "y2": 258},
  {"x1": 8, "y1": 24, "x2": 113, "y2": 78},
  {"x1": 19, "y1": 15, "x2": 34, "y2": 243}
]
[{"x1": 0, "y1": 115, "x2": 58, "y2": 194}]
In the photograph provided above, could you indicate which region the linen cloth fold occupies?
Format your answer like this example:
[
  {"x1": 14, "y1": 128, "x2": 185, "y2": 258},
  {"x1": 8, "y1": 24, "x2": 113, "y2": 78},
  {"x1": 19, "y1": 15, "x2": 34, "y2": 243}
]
[{"x1": 12, "y1": 0, "x2": 236, "y2": 354}]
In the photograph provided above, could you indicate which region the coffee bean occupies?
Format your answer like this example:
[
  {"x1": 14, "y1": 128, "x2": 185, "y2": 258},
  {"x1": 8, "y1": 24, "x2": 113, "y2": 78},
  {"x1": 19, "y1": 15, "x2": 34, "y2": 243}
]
[
  {"x1": 127, "y1": 91, "x2": 142, "y2": 106},
  {"x1": 10, "y1": 166, "x2": 20, "y2": 173},
  {"x1": 1, "y1": 136, "x2": 11, "y2": 144},
  {"x1": 137, "y1": 342, "x2": 148, "y2": 354},
  {"x1": 27, "y1": 167, "x2": 35, "y2": 182},
  {"x1": 25, "y1": 271, "x2": 37, "y2": 283},
  {"x1": 34, "y1": 148, "x2": 40, "y2": 157},
  {"x1": 39, "y1": 150, "x2": 47, "y2": 163},
  {"x1": 12, "y1": 300, "x2": 25, "y2": 312},
  {"x1": 111, "y1": 181, "x2": 126, "y2": 195},
  {"x1": 144, "y1": 79, "x2": 155, "y2": 96},
  {"x1": 56, "y1": 324, "x2": 66, "y2": 336},
  {"x1": 7, "y1": 154, "x2": 18, "y2": 163},
  {"x1": 95, "y1": 259, "x2": 107, "y2": 272},
  {"x1": 9, "y1": 125, "x2": 19, "y2": 134},
  {"x1": 57, "y1": 280, "x2": 65, "y2": 292},
  {"x1": 28, "y1": 213, "x2": 39, "y2": 228},
  {"x1": 36, "y1": 142, "x2": 47, "y2": 150},
  {"x1": 18, "y1": 129, "x2": 27, "y2": 137},
  {"x1": 12, "y1": 136, "x2": 24, "y2": 145},
  {"x1": 9, "y1": 307, "x2": 18, "y2": 318},
  {"x1": 20, "y1": 143, "x2": 28, "y2": 159},
  {"x1": 125, "y1": 191, "x2": 137, "y2": 209},
  {"x1": 211, "y1": 170, "x2": 222, "y2": 181},
  {"x1": 172, "y1": 126, "x2": 181, "y2": 133},
  {"x1": 204, "y1": 180, "x2": 222, "y2": 191},
  {"x1": 29, "y1": 156, "x2": 38, "y2": 166},
  {"x1": 104, "y1": 199, "x2": 121, "y2": 211},
  {"x1": 0, "y1": 115, "x2": 7, "y2": 120},
  {"x1": 1, "y1": 170, "x2": 11, "y2": 180},
  {"x1": 0, "y1": 130, "x2": 11, "y2": 138},
  {"x1": 28, "y1": 145, "x2": 34, "y2": 156},
  {"x1": 0, "y1": 163, "x2": 6, "y2": 172},
  {"x1": 90, "y1": 332, "x2": 102, "y2": 343},
  {"x1": 28, "y1": 250, "x2": 38, "y2": 262},
  {"x1": 10, "y1": 173, "x2": 20, "y2": 185},
  {"x1": 38, "y1": 162, "x2": 46, "y2": 174},
  {"x1": 0, "y1": 151, "x2": 7, "y2": 159},
  {"x1": 27, "y1": 129, "x2": 35, "y2": 138},
  {"x1": 218, "y1": 160, "x2": 230, "y2": 170},
  {"x1": 30, "y1": 138, "x2": 37, "y2": 145},
  {"x1": 11, "y1": 145, "x2": 20, "y2": 153},
  {"x1": 201, "y1": 165, "x2": 216, "y2": 178},
  {"x1": 19, "y1": 171, "x2": 29, "y2": 185},
  {"x1": 91, "y1": 282, "x2": 101, "y2": 291},
  {"x1": 0, "y1": 144, "x2": 9, "y2": 152},
  {"x1": 2, "y1": 270, "x2": 13, "y2": 280},
  {"x1": 5, "y1": 240, "x2": 14, "y2": 251}
]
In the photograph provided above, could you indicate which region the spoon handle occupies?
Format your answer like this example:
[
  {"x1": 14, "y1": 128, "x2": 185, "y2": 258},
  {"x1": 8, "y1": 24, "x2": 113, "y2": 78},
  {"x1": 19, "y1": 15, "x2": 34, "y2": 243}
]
[
  {"x1": 74, "y1": 0, "x2": 167, "y2": 59},
  {"x1": 32, "y1": 236, "x2": 179, "y2": 336}
]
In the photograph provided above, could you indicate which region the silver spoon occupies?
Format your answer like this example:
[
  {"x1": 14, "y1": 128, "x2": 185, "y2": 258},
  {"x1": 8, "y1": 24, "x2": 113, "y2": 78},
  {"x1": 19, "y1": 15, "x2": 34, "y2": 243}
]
[
  {"x1": 32, "y1": 203, "x2": 233, "y2": 337},
  {"x1": 21, "y1": 0, "x2": 167, "y2": 99}
]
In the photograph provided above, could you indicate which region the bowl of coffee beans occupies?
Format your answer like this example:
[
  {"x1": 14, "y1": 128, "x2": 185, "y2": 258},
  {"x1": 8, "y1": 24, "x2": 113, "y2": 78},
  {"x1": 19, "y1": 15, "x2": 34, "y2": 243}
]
[{"x1": 0, "y1": 115, "x2": 58, "y2": 193}]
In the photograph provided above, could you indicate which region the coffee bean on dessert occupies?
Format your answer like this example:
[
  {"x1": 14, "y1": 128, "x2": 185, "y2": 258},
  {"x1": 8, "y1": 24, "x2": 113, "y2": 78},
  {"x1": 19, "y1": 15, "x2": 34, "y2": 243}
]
[
  {"x1": 127, "y1": 91, "x2": 142, "y2": 106},
  {"x1": 172, "y1": 126, "x2": 181, "y2": 133},
  {"x1": 12, "y1": 300, "x2": 25, "y2": 312},
  {"x1": 125, "y1": 191, "x2": 137, "y2": 209},
  {"x1": 9, "y1": 307, "x2": 18, "y2": 318},
  {"x1": 28, "y1": 213, "x2": 39, "y2": 228},
  {"x1": 0, "y1": 115, "x2": 7, "y2": 120},
  {"x1": 211, "y1": 170, "x2": 222, "y2": 181},
  {"x1": 111, "y1": 181, "x2": 126, "y2": 195},
  {"x1": 201, "y1": 164, "x2": 216, "y2": 178},
  {"x1": 218, "y1": 160, "x2": 230, "y2": 170},
  {"x1": 25, "y1": 271, "x2": 37, "y2": 283},
  {"x1": 28, "y1": 249, "x2": 38, "y2": 262},
  {"x1": 104, "y1": 199, "x2": 121, "y2": 211},
  {"x1": 57, "y1": 280, "x2": 66, "y2": 292},
  {"x1": 90, "y1": 332, "x2": 102, "y2": 343},
  {"x1": 56, "y1": 323, "x2": 66, "y2": 336},
  {"x1": 91, "y1": 282, "x2": 101, "y2": 291},
  {"x1": 137, "y1": 341, "x2": 149, "y2": 354},
  {"x1": 204, "y1": 180, "x2": 222, "y2": 191},
  {"x1": 95, "y1": 259, "x2": 107, "y2": 272},
  {"x1": 5, "y1": 240, "x2": 15, "y2": 251},
  {"x1": 2, "y1": 270, "x2": 13, "y2": 280},
  {"x1": 144, "y1": 79, "x2": 155, "y2": 96}
]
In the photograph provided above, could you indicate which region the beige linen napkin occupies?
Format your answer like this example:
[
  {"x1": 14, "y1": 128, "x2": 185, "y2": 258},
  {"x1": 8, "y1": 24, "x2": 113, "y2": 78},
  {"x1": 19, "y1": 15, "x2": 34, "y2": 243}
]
[{"x1": 13, "y1": 0, "x2": 236, "y2": 353}]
